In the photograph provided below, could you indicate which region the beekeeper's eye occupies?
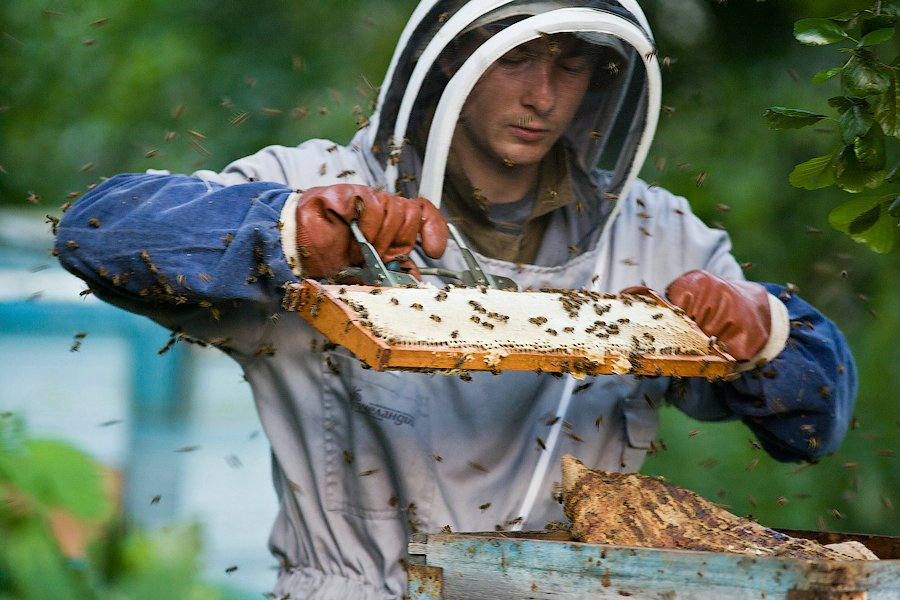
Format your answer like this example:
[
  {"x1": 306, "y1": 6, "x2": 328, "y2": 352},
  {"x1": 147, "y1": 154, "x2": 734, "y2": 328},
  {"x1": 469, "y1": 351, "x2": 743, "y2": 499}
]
[
  {"x1": 559, "y1": 55, "x2": 591, "y2": 75},
  {"x1": 496, "y1": 47, "x2": 536, "y2": 69}
]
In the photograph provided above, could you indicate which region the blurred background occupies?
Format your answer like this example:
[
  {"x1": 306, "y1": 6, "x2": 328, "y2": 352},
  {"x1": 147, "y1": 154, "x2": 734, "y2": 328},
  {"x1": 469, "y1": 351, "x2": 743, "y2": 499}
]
[{"x1": 1, "y1": 0, "x2": 897, "y2": 597}]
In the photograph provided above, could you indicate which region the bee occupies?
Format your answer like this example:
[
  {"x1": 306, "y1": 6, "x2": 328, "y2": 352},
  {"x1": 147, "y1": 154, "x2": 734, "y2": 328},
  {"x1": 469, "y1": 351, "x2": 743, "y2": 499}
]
[
  {"x1": 150, "y1": 495, "x2": 161, "y2": 504},
  {"x1": 745, "y1": 458, "x2": 759, "y2": 471},
  {"x1": 567, "y1": 244, "x2": 578, "y2": 256},
  {"x1": 433, "y1": 454, "x2": 443, "y2": 462},
  {"x1": 293, "y1": 107, "x2": 309, "y2": 120},
  {"x1": 573, "y1": 382, "x2": 593, "y2": 394},
  {"x1": 390, "y1": 297, "x2": 399, "y2": 305},
  {"x1": 566, "y1": 432, "x2": 583, "y2": 443},
  {"x1": 435, "y1": 290, "x2": 448, "y2": 301},
  {"x1": 450, "y1": 330, "x2": 459, "y2": 339},
  {"x1": 536, "y1": 437, "x2": 546, "y2": 450},
  {"x1": 319, "y1": 106, "x2": 330, "y2": 115},
  {"x1": 223, "y1": 232, "x2": 234, "y2": 247},
  {"x1": 459, "y1": 371, "x2": 472, "y2": 382},
  {"x1": 225, "y1": 566, "x2": 238, "y2": 574},
  {"x1": 45, "y1": 214, "x2": 60, "y2": 235},
  {"x1": 639, "y1": 226, "x2": 651, "y2": 237},
  {"x1": 343, "y1": 450, "x2": 354, "y2": 464},
  {"x1": 687, "y1": 429, "x2": 701, "y2": 438},
  {"x1": 369, "y1": 287, "x2": 382, "y2": 295},
  {"x1": 337, "y1": 169, "x2": 356, "y2": 178},
  {"x1": 175, "y1": 445, "x2": 200, "y2": 453},
  {"x1": 748, "y1": 495, "x2": 759, "y2": 507},
  {"x1": 262, "y1": 107, "x2": 282, "y2": 117},
  {"x1": 389, "y1": 496, "x2": 399, "y2": 507},
  {"x1": 502, "y1": 158, "x2": 516, "y2": 167},
  {"x1": 748, "y1": 439, "x2": 762, "y2": 450},
  {"x1": 468, "y1": 461, "x2": 488, "y2": 473},
  {"x1": 479, "y1": 502, "x2": 492, "y2": 511},
  {"x1": 229, "y1": 112, "x2": 250, "y2": 126},
  {"x1": 545, "y1": 416, "x2": 560, "y2": 426},
  {"x1": 319, "y1": 163, "x2": 327, "y2": 176},
  {"x1": 83, "y1": 38, "x2": 96, "y2": 46},
  {"x1": 360, "y1": 469, "x2": 379, "y2": 477},
  {"x1": 65, "y1": 240, "x2": 79, "y2": 250}
]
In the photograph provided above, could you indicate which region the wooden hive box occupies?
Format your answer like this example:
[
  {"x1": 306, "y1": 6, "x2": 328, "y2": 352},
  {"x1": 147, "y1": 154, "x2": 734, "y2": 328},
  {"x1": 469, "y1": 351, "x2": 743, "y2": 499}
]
[{"x1": 407, "y1": 530, "x2": 900, "y2": 599}]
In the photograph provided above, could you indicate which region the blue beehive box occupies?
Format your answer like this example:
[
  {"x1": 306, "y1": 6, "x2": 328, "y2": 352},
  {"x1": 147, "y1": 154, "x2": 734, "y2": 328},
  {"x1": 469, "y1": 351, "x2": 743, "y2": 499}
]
[{"x1": 407, "y1": 530, "x2": 899, "y2": 599}]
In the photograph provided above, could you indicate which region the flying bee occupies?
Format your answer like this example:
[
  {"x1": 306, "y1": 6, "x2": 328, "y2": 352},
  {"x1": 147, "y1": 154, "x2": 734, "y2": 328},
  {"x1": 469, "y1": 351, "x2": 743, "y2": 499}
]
[
  {"x1": 536, "y1": 437, "x2": 546, "y2": 450},
  {"x1": 225, "y1": 566, "x2": 238, "y2": 574},
  {"x1": 343, "y1": 450, "x2": 353, "y2": 464},
  {"x1": 337, "y1": 169, "x2": 356, "y2": 178},
  {"x1": 359, "y1": 469, "x2": 379, "y2": 477},
  {"x1": 468, "y1": 461, "x2": 488, "y2": 473},
  {"x1": 502, "y1": 158, "x2": 516, "y2": 167},
  {"x1": 150, "y1": 494, "x2": 161, "y2": 504},
  {"x1": 479, "y1": 502, "x2": 492, "y2": 511}
]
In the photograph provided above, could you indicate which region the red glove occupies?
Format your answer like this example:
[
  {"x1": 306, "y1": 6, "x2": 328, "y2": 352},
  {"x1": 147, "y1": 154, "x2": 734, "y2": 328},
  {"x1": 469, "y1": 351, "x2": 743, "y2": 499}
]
[
  {"x1": 621, "y1": 270, "x2": 771, "y2": 360},
  {"x1": 665, "y1": 270, "x2": 771, "y2": 360},
  {"x1": 295, "y1": 184, "x2": 448, "y2": 279}
]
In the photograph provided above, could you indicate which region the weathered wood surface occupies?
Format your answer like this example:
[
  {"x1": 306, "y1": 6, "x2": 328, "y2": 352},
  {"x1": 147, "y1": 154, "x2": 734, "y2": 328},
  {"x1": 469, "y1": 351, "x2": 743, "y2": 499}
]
[
  {"x1": 561, "y1": 455, "x2": 856, "y2": 561},
  {"x1": 283, "y1": 280, "x2": 735, "y2": 377},
  {"x1": 407, "y1": 531, "x2": 900, "y2": 600}
]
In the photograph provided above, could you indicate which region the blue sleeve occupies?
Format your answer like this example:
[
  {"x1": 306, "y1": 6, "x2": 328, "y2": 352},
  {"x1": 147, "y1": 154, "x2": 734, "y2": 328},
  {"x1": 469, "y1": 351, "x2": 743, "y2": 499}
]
[
  {"x1": 55, "y1": 173, "x2": 298, "y2": 317},
  {"x1": 669, "y1": 283, "x2": 858, "y2": 463}
]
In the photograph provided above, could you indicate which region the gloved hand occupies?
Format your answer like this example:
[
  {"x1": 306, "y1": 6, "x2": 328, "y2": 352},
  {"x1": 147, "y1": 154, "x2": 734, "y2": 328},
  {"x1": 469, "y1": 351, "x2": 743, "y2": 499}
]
[
  {"x1": 623, "y1": 270, "x2": 771, "y2": 361},
  {"x1": 295, "y1": 184, "x2": 448, "y2": 279}
]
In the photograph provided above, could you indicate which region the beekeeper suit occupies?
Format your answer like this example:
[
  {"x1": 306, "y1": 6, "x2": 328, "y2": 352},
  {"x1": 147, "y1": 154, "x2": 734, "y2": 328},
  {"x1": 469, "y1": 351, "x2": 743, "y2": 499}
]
[{"x1": 56, "y1": 1, "x2": 856, "y2": 598}]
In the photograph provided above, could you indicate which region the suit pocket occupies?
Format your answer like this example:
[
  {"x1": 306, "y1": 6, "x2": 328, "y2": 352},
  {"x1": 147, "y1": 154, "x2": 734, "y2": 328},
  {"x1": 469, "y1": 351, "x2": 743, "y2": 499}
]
[{"x1": 323, "y1": 356, "x2": 434, "y2": 520}]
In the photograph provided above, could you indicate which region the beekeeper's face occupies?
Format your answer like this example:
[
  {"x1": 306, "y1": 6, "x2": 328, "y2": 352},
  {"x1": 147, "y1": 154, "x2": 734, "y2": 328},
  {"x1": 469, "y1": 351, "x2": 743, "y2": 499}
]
[{"x1": 454, "y1": 34, "x2": 594, "y2": 169}]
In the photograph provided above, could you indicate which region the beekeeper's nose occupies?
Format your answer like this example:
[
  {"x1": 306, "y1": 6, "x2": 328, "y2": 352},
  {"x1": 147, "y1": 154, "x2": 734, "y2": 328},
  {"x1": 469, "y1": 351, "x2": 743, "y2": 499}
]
[{"x1": 521, "y1": 61, "x2": 556, "y2": 116}]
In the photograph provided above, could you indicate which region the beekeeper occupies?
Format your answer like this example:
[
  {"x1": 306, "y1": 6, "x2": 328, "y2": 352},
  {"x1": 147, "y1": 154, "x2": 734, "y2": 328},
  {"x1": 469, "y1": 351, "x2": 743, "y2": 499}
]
[{"x1": 56, "y1": 1, "x2": 856, "y2": 598}]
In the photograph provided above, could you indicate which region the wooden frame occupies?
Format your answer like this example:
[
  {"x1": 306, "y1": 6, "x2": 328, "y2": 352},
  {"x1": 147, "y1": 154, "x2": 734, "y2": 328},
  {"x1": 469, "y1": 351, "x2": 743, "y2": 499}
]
[{"x1": 284, "y1": 280, "x2": 736, "y2": 378}]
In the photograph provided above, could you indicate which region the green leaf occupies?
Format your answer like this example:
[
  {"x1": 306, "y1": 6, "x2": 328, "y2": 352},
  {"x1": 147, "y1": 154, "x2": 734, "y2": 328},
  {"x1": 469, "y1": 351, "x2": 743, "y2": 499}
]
[
  {"x1": 853, "y1": 126, "x2": 886, "y2": 170},
  {"x1": 764, "y1": 107, "x2": 828, "y2": 129},
  {"x1": 812, "y1": 66, "x2": 843, "y2": 83},
  {"x1": 881, "y1": 1, "x2": 900, "y2": 19},
  {"x1": 789, "y1": 153, "x2": 835, "y2": 189},
  {"x1": 8, "y1": 440, "x2": 109, "y2": 520},
  {"x1": 830, "y1": 199, "x2": 898, "y2": 253},
  {"x1": 860, "y1": 15, "x2": 896, "y2": 37},
  {"x1": 888, "y1": 197, "x2": 900, "y2": 217},
  {"x1": 794, "y1": 18, "x2": 850, "y2": 45},
  {"x1": 873, "y1": 77, "x2": 900, "y2": 136},
  {"x1": 828, "y1": 9, "x2": 862, "y2": 22},
  {"x1": 0, "y1": 517, "x2": 88, "y2": 600},
  {"x1": 848, "y1": 203, "x2": 882, "y2": 233},
  {"x1": 842, "y1": 50, "x2": 892, "y2": 95},
  {"x1": 834, "y1": 145, "x2": 888, "y2": 192},
  {"x1": 828, "y1": 95, "x2": 868, "y2": 114},
  {"x1": 838, "y1": 104, "x2": 875, "y2": 143},
  {"x1": 859, "y1": 27, "x2": 895, "y2": 46}
]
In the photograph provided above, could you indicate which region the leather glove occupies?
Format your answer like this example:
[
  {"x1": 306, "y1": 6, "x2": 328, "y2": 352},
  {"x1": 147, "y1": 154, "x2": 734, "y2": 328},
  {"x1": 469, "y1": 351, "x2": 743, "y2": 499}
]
[
  {"x1": 664, "y1": 270, "x2": 771, "y2": 361},
  {"x1": 295, "y1": 184, "x2": 448, "y2": 279},
  {"x1": 622, "y1": 270, "x2": 771, "y2": 361}
]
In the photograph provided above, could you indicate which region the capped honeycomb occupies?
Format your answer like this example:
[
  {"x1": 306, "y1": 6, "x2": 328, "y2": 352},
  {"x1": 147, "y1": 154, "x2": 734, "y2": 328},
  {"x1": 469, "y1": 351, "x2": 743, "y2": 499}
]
[{"x1": 284, "y1": 281, "x2": 734, "y2": 378}]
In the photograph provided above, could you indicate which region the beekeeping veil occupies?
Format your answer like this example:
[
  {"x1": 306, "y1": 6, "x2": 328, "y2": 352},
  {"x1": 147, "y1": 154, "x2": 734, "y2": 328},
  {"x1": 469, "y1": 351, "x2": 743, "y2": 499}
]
[{"x1": 367, "y1": 0, "x2": 660, "y2": 222}]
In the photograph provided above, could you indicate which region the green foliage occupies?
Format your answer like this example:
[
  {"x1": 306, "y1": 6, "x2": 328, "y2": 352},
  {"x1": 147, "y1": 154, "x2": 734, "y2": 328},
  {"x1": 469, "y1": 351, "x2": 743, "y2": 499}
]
[
  {"x1": 768, "y1": 2, "x2": 900, "y2": 252},
  {"x1": 0, "y1": 413, "x2": 231, "y2": 600}
]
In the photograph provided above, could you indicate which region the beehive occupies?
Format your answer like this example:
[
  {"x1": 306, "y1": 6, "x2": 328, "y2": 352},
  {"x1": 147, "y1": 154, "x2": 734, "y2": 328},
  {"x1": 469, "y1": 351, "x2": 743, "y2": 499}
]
[{"x1": 283, "y1": 280, "x2": 735, "y2": 378}]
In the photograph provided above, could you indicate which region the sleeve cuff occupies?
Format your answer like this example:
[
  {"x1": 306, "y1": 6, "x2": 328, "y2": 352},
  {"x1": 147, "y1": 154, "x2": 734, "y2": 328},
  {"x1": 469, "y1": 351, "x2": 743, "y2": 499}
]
[
  {"x1": 279, "y1": 190, "x2": 304, "y2": 278},
  {"x1": 735, "y1": 293, "x2": 790, "y2": 372}
]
